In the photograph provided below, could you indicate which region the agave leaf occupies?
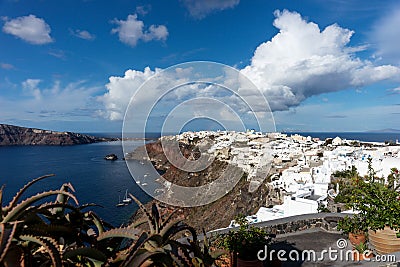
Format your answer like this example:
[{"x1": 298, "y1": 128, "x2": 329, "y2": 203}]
[
  {"x1": 63, "y1": 247, "x2": 107, "y2": 263},
  {"x1": 160, "y1": 208, "x2": 178, "y2": 231},
  {"x1": 22, "y1": 201, "x2": 60, "y2": 218},
  {"x1": 2, "y1": 190, "x2": 78, "y2": 223},
  {"x1": 128, "y1": 218, "x2": 147, "y2": 229},
  {"x1": 160, "y1": 220, "x2": 197, "y2": 243},
  {"x1": 52, "y1": 182, "x2": 75, "y2": 215},
  {"x1": 33, "y1": 202, "x2": 85, "y2": 227},
  {"x1": 124, "y1": 249, "x2": 169, "y2": 267},
  {"x1": 129, "y1": 193, "x2": 157, "y2": 234},
  {"x1": 142, "y1": 235, "x2": 164, "y2": 252},
  {"x1": 97, "y1": 227, "x2": 141, "y2": 241},
  {"x1": 152, "y1": 203, "x2": 161, "y2": 233},
  {"x1": 4, "y1": 174, "x2": 55, "y2": 212},
  {"x1": 85, "y1": 211, "x2": 105, "y2": 235},
  {"x1": 120, "y1": 231, "x2": 148, "y2": 267},
  {"x1": 19, "y1": 211, "x2": 46, "y2": 226},
  {"x1": 35, "y1": 202, "x2": 82, "y2": 215},
  {"x1": 122, "y1": 233, "x2": 173, "y2": 267},
  {"x1": 0, "y1": 222, "x2": 18, "y2": 263},
  {"x1": 23, "y1": 223, "x2": 75, "y2": 237},
  {"x1": 19, "y1": 234, "x2": 62, "y2": 267},
  {"x1": 167, "y1": 239, "x2": 193, "y2": 267}
]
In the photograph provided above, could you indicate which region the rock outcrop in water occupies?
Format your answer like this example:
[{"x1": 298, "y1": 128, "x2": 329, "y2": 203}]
[
  {"x1": 128, "y1": 140, "x2": 276, "y2": 232},
  {"x1": 0, "y1": 124, "x2": 117, "y2": 146},
  {"x1": 104, "y1": 154, "x2": 118, "y2": 160}
]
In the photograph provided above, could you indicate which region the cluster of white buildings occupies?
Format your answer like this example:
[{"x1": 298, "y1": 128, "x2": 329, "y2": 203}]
[{"x1": 168, "y1": 130, "x2": 400, "y2": 227}]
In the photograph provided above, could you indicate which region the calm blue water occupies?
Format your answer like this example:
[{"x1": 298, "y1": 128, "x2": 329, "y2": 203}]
[
  {"x1": 0, "y1": 140, "x2": 153, "y2": 227},
  {"x1": 1, "y1": 131, "x2": 398, "y2": 226}
]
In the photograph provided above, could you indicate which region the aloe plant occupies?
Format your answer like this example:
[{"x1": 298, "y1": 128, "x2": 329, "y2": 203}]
[
  {"x1": 0, "y1": 175, "x2": 108, "y2": 266},
  {"x1": 0, "y1": 175, "x2": 224, "y2": 266}
]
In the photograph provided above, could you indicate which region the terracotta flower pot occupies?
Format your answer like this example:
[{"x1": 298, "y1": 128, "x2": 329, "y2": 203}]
[
  {"x1": 368, "y1": 226, "x2": 400, "y2": 254},
  {"x1": 348, "y1": 232, "x2": 366, "y2": 247}
]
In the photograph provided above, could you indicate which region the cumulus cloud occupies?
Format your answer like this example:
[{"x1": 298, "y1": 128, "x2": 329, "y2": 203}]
[
  {"x1": 99, "y1": 67, "x2": 157, "y2": 120},
  {"x1": 111, "y1": 13, "x2": 168, "y2": 47},
  {"x1": 70, "y1": 29, "x2": 95, "y2": 40},
  {"x1": 241, "y1": 10, "x2": 400, "y2": 111},
  {"x1": 181, "y1": 0, "x2": 240, "y2": 19},
  {"x1": 371, "y1": 6, "x2": 400, "y2": 65},
  {"x1": 2, "y1": 14, "x2": 53, "y2": 44},
  {"x1": 100, "y1": 10, "x2": 400, "y2": 121}
]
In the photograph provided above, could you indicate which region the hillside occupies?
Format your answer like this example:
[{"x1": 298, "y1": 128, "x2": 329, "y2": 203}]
[
  {"x1": 0, "y1": 124, "x2": 117, "y2": 146},
  {"x1": 128, "y1": 140, "x2": 277, "y2": 232}
]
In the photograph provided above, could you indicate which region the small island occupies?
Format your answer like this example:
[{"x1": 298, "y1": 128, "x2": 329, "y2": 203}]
[{"x1": 0, "y1": 124, "x2": 118, "y2": 146}]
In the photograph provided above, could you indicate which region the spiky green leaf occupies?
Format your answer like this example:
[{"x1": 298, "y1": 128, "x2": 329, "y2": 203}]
[
  {"x1": 0, "y1": 222, "x2": 18, "y2": 263},
  {"x1": 2, "y1": 190, "x2": 78, "y2": 223},
  {"x1": 97, "y1": 227, "x2": 141, "y2": 241},
  {"x1": 4, "y1": 174, "x2": 55, "y2": 212},
  {"x1": 19, "y1": 234, "x2": 62, "y2": 267},
  {"x1": 63, "y1": 247, "x2": 107, "y2": 262}
]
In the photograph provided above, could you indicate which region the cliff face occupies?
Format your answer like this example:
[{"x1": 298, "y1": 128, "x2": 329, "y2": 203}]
[
  {"x1": 130, "y1": 140, "x2": 276, "y2": 232},
  {"x1": 0, "y1": 124, "x2": 116, "y2": 146}
]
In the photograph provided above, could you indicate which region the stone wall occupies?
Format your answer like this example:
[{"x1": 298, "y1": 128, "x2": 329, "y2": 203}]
[{"x1": 208, "y1": 212, "x2": 348, "y2": 238}]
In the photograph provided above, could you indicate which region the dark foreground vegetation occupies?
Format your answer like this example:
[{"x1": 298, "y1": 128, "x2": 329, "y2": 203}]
[{"x1": 0, "y1": 174, "x2": 225, "y2": 266}]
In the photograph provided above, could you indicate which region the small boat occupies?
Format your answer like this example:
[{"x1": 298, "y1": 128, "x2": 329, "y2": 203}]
[
  {"x1": 116, "y1": 195, "x2": 126, "y2": 207},
  {"x1": 142, "y1": 183, "x2": 148, "y2": 186},
  {"x1": 122, "y1": 189, "x2": 132, "y2": 203}
]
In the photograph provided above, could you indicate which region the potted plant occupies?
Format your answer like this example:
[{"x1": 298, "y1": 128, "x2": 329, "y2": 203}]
[
  {"x1": 349, "y1": 163, "x2": 400, "y2": 254},
  {"x1": 337, "y1": 214, "x2": 367, "y2": 247},
  {"x1": 216, "y1": 214, "x2": 272, "y2": 267},
  {"x1": 352, "y1": 242, "x2": 373, "y2": 261}
]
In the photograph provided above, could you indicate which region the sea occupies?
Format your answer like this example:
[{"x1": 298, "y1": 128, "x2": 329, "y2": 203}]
[
  {"x1": 0, "y1": 131, "x2": 399, "y2": 226},
  {"x1": 0, "y1": 135, "x2": 155, "y2": 227}
]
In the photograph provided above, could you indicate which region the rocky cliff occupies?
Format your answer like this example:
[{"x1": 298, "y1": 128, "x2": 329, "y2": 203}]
[
  {"x1": 129, "y1": 140, "x2": 278, "y2": 232},
  {"x1": 0, "y1": 124, "x2": 117, "y2": 146}
]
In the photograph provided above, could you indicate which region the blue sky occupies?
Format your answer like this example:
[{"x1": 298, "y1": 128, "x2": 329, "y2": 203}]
[{"x1": 1, "y1": 0, "x2": 400, "y2": 133}]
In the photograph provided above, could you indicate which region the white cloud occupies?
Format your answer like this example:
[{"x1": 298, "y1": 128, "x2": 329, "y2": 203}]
[
  {"x1": 99, "y1": 67, "x2": 157, "y2": 120},
  {"x1": 0, "y1": 79, "x2": 102, "y2": 122},
  {"x1": 136, "y1": 5, "x2": 151, "y2": 16},
  {"x1": 111, "y1": 13, "x2": 168, "y2": 47},
  {"x1": 22, "y1": 79, "x2": 42, "y2": 100},
  {"x1": 388, "y1": 87, "x2": 400, "y2": 94},
  {"x1": 100, "y1": 10, "x2": 400, "y2": 122},
  {"x1": 371, "y1": 6, "x2": 400, "y2": 65},
  {"x1": 70, "y1": 29, "x2": 95, "y2": 40},
  {"x1": 48, "y1": 49, "x2": 66, "y2": 59},
  {"x1": 143, "y1": 25, "x2": 168, "y2": 42},
  {"x1": 241, "y1": 10, "x2": 400, "y2": 111},
  {"x1": 2, "y1": 14, "x2": 53, "y2": 44},
  {"x1": 181, "y1": 0, "x2": 240, "y2": 19}
]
